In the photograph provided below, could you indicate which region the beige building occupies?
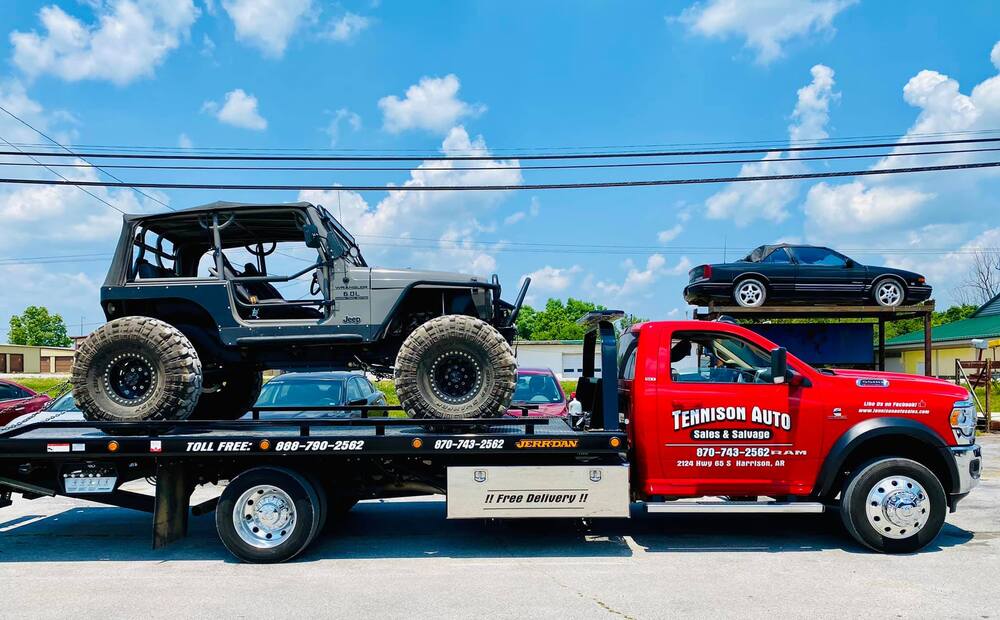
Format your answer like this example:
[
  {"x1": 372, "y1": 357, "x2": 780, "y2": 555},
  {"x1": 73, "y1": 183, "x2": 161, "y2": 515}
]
[{"x1": 0, "y1": 343, "x2": 76, "y2": 374}]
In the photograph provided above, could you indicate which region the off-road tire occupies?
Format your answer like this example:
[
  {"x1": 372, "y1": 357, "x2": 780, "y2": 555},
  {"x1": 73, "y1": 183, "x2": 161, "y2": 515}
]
[
  {"x1": 216, "y1": 467, "x2": 323, "y2": 564},
  {"x1": 840, "y1": 457, "x2": 946, "y2": 553},
  {"x1": 72, "y1": 317, "x2": 203, "y2": 422},
  {"x1": 394, "y1": 315, "x2": 516, "y2": 419},
  {"x1": 189, "y1": 369, "x2": 263, "y2": 420}
]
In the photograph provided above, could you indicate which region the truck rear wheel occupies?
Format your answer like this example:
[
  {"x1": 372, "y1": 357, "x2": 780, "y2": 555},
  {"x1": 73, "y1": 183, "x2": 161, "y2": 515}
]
[
  {"x1": 189, "y1": 369, "x2": 263, "y2": 420},
  {"x1": 72, "y1": 317, "x2": 203, "y2": 422},
  {"x1": 840, "y1": 457, "x2": 946, "y2": 553},
  {"x1": 395, "y1": 315, "x2": 516, "y2": 419},
  {"x1": 216, "y1": 467, "x2": 324, "y2": 563}
]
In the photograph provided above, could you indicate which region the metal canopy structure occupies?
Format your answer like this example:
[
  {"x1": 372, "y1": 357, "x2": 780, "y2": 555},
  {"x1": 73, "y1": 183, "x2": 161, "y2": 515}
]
[{"x1": 694, "y1": 302, "x2": 935, "y2": 376}]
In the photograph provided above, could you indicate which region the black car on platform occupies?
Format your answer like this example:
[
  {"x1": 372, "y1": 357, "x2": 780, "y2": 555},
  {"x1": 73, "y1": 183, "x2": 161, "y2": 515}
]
[{"x1": 683, "y1": 244, "x2": 932, "y2": 308}]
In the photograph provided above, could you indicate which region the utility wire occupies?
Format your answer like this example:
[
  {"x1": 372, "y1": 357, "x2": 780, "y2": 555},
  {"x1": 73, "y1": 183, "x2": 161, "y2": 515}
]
[
  {"x1": 0, "y1": 134, "x2": 126, "y2": 214},
  {"x1": 0, "y1": 145, "x2": 997, "y2": 173},
  {"x1": 6, "y1": 127, "x2": 1000, "y2": 155},
  {"x1": 0, "y1": 103, "x2": 173, "y2": 211},
  {"x1": 0, "y1": 160, "x2": 995, "y2": 191},
  {"x1": 3, "y1": 136, "x2": 1000, "y2": 162}
]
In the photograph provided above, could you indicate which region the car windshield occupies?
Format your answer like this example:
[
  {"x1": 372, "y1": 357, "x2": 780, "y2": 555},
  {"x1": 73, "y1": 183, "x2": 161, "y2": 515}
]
[
  {"x1": 256, "y1": 380, "x2": 346, "y2": 407},
  {"x1": 46, "y1": 392, "x2": 78, "y2": 412},
  {"x1": 512, "y1": 374, "x2": 564, "y2": 404}
]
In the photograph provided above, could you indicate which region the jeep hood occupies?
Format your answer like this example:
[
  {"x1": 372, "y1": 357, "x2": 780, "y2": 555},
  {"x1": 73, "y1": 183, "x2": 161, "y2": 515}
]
[{"x1": 369, "y1": 267, "x2": 487, "y2": 289}]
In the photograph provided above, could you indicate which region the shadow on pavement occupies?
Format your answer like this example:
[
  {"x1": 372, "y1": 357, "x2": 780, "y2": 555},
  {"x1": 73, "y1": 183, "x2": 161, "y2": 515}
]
[{"x1": 0, "y1": 499, "x2": 976, "y2": 563}]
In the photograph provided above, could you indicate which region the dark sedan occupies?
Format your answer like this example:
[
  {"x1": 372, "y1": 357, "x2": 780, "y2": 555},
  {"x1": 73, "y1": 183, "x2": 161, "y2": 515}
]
[
  {"x1": 683, "y1": 244, "x2": 932, "y2": 308},
  {"x1": 242, "y1": 372, "x2": 388, "y2": 419}
]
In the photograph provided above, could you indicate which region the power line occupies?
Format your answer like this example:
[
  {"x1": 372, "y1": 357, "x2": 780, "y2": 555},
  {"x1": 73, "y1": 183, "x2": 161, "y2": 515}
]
[
  {"x1": 0, "y1": 134, "x2": 127, "y2": 214},
  {"x1": 1, "y1": 145, "x2": 997, "y2": 173},
  {"x1": 6, "y1": 127, "x2": 1000, "y2": 155},
  {"x1": 0, "y1": 103, "x2": 173, "y2": 211},
  {"x1": 0, "y1": 160, "x2": 995, "y2": 191},
  {"x1": 3, "y1": 136, "x2": 1000, "y2": 162}
]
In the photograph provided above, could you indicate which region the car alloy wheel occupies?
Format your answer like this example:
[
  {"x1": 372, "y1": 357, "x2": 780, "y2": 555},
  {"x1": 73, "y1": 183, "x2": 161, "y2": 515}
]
[
  {"x1": 734, "y1": 279, "x2": 766, "y2": 307},
  {"x1": 875, "y1": 280, "x2": 903, "y2": 307}
]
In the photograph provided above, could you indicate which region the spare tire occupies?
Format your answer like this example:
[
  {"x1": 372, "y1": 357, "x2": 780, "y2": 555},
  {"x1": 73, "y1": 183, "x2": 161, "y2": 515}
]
[
  {"x1": 189, "y1": 369, "x2": 263, "y2": 420},
  {"x1": 72, "y1": 317, "x2": 203, "y2": 422},
  {"x1": 394, "y1": 315, "x2": 516, "y2": 419}
]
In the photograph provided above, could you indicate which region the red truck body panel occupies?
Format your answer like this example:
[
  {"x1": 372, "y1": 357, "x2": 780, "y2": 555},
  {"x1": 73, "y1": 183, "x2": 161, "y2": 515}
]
[{"x1": 625, "y1": 321, "x2": 967, "y2": 499}]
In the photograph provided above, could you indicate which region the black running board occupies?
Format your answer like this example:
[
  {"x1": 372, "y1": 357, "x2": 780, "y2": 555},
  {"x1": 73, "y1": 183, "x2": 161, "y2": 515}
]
[{"x1": 236, "y1": 334, "x2": 364, "y2": 345}]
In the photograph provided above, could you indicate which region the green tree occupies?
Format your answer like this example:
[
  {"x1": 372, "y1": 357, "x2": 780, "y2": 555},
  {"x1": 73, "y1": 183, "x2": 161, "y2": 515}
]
[
  {"x1": 516, "y1": 298, "x2": 648, "y2": 340},
  {"x1": 8, "y1": 306, "x2": 72, "y2": 347},
  {"x1": 883, "y1": 304, "x2": 978, "y2": 340}
]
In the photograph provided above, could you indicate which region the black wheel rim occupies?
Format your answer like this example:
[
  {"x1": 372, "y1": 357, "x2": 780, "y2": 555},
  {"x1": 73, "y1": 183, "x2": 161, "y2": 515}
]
[
  {"x1": 103, "y1": 352, "x2": 157, "y2": 405},
  {"x1": 430, "y1": 351, "x2": 483, "y2": 403}
]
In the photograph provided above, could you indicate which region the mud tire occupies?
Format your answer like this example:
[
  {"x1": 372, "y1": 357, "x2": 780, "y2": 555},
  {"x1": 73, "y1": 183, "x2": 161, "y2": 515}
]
[
  {"x1": 394, "y1": 315, "x2": 516, "y2": 419},
  {"x1": 72, "y1": 317, "x2": 203, "y2": 422}
]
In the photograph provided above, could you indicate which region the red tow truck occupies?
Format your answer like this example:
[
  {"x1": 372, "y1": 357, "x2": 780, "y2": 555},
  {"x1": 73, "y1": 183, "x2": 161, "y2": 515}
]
[{"x1": 0, "y1": 312, "x2": 982, "y2": 562}]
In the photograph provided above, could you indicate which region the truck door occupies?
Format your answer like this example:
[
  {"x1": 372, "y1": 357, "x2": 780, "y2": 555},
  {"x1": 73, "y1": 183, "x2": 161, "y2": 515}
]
[{"x1": 658, "y1": 328, "x2": 820, "y2": 496}]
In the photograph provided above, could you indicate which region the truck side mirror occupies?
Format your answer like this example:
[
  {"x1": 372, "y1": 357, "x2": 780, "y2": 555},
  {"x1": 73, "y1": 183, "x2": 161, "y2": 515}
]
[
  {"x1": 303, "y1": 223, "x2": 321, "y2": 248},
  {"x1": 771, "y1": 347, "x2": 787, "y2": 384}
]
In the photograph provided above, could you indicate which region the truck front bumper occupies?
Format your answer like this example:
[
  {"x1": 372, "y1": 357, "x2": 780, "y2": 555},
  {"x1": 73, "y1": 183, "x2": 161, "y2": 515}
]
[{"x1": 946, "y1": 444, "x2": 982, "y2": 511}]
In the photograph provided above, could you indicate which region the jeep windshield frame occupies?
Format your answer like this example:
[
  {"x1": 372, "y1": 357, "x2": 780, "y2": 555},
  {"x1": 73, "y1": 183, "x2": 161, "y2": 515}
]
[{"x1": 316, "y1": 205, "x2": 367, "y2": 267}]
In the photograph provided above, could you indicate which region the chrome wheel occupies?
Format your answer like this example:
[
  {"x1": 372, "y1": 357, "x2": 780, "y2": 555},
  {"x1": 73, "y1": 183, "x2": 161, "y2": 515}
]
[
  {"x1": 735, "y1": 280, "x2": 766, "y2": 307},
  {"x1": 234, "y1": 485, "x2": 297, "y2": 549},
  {"x1": 875, "y1": 280, "x2": 903, "y2": 307},
  {"x1": 865, "y1": 475, "x2": 928, "y2": 539}
]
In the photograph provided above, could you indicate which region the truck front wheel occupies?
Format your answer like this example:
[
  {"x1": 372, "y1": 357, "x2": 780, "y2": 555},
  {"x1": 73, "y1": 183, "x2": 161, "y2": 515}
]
[
  {"x1": 72, "y1": 317, "x2": 203, "y2": 422},
  {"x1": 840, "y1": 457, "x2": 946, "y2": 553},
  {"x1": 395, "y1": 315, "x2": 516, "y2": 419}
]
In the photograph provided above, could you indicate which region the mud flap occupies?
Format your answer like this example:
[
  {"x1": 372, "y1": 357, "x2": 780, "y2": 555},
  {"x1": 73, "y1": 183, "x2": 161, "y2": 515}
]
[{"x1": 152, "y1": 459, "x2": 191, "y2": 549}]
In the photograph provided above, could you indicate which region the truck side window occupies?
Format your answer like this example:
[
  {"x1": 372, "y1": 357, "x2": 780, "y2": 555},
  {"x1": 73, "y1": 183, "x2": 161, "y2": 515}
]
[
  {"x1": 622, "y1": 342, "x2": 638, "y2": 380},
  {"x1": 670, "y1": 331, "x2": 775, "y2": 384}
]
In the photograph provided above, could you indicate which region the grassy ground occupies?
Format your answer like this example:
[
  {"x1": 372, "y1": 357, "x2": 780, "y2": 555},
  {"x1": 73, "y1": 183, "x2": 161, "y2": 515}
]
[{"x1": 14, "y1": 377, "x2": 69, "y2": 394}]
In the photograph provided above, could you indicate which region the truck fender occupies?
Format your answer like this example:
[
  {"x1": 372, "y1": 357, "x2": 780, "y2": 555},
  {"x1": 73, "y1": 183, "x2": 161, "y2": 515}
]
[{"x1": 813, "y1": 417, "x2": 958, "y2": 498}]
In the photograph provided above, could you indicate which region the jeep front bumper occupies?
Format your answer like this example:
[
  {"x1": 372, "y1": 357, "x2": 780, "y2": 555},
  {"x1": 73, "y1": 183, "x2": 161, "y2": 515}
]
[{"x1": 946, "y1": 444, "x2": 982, "y2": 511}]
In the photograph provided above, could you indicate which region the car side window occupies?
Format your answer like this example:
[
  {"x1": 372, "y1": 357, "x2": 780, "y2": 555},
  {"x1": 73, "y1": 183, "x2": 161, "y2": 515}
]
[
  {"x1": 760, "y1": 248, "x2": 791, "y2": 264},
  {"x1": 357, "y1": 377, "x2": 374, "y2": 396},
  {"x1": 669, "y1": 332, "x2": 775, "y2": 384},
  {"x1": 0, "y1": 384, "x2": 25, "y2": 400},
  {"x1": 346, "y1": 378, "x2": 363, "y2": 401},
  {"x1": 793, "y1": 247, "x2": 846, "y2": 267}
]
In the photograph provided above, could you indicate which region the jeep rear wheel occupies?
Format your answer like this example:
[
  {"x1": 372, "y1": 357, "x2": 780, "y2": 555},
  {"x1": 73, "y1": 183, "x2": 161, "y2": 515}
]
[
  {"x1": 394, "y1": 315, "x2": 516, "y2": 419},
  {"x1": 72, "y1": 317, "x2": 203, "y2": 422},
  {"x1": 189, "y1": 369, "x2": 263, "y2": 420}
]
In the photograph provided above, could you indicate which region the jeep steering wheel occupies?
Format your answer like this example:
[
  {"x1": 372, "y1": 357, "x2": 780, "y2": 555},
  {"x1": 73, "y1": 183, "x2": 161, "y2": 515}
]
[{"x1": 244, "y1": 242, "x2": 276, "y2": 257}]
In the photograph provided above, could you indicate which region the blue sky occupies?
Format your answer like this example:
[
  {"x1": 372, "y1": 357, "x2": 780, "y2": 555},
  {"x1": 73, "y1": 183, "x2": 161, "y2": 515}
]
[{"x1": 1, "y1": 0, "x2": 999, "y2": 337}]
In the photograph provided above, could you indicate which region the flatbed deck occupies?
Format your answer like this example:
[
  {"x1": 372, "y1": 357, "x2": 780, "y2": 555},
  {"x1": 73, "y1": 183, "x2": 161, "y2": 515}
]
[{"x1": 0, "y1": 416, "x2": 625, "y2": 458}]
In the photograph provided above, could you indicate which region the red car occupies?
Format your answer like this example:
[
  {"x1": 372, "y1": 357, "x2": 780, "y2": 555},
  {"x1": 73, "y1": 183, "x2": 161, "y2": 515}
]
[
  {"x1": 0, "y1": 380, "x2": 52, "y2": 425},
  {"x1": 508, "y1": 368, "x2": 568, "y2": 417}
]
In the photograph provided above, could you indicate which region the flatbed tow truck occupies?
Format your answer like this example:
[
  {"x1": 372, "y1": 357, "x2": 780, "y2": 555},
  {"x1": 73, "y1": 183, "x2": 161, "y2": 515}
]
[{"x1": 0, "y1": 313, "x2": 983, "y2": 562}]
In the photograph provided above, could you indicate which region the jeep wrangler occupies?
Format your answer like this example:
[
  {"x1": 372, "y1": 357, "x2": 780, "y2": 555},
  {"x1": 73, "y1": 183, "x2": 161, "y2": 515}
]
[{"x1": 71, "y1": 201, "x2": 529, "y2": 422}]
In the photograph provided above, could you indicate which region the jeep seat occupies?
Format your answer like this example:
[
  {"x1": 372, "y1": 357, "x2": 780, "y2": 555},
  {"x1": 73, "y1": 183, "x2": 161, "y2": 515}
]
[{"x1": 217, "y1": 254, "x2": 322, "y2": 320}]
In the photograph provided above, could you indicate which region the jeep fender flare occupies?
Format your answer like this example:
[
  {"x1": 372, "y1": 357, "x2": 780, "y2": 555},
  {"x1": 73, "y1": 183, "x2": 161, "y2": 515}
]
[{"x1": 813, "y1": 417, "x2": 959, "y2": 498}]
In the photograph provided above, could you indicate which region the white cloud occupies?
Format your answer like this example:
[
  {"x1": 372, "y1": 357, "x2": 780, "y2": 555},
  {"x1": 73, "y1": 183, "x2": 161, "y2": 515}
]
[
  {"x1": 676, "y1": 0, "x2": 856, "y2": 64},
  {"x1": 10, "y1": 1, "x2": 199, "y2": 85},
  {"x1": 594, "y1": 254, "x2": 692, "y2": 302},
  {"x1": 299, "y1": 126, "x2": 522, "y2": 274},
  {"x1": 379, "y1": 75, "x2": 486, "y2": 134},
  {"x1": 802, "y1": 181, "x2": 935, "y2": 243},
  {"x1": 324, "y1": 108, "x2": 361, "y2": 146},
  {"x1": 222, "y1": 0, "x2": 313, "y2": 58},
  {"x1": 323, "y1": 12, "x2": 370, "y2": 42},
  {"x1": 522, "y1": 265, "x2": 582, "y2": 293},
  {"x1": 705, "y1": 64, "x2": 837, "y2": 225},
  {"x1": 802, "y1": 41, "x2": 1000, "y2": 258},
  {"x1": 204, "y1": 89, "x2": 267, "y2": 130},
  {"x1": 657, "y1": 224, "x2": 684, "y2": 243},
  {"x1": 178, "y1": 133, "x2": 194, "y2": 149},
  {"x1": 504, "y1": 197, "x2": 541, "y2": 226}
]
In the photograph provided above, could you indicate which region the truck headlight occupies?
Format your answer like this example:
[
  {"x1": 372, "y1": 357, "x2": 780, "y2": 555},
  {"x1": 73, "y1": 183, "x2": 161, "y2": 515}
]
[{"x1": 950, "y1": 398, "x2": 977, "y2": 444}]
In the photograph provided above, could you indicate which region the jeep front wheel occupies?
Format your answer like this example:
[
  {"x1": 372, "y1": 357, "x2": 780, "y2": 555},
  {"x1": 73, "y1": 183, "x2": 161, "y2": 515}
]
[
  {"x1": 72, "y1": 317, "x2": 203, "y2": 422},
  {"x1": 394, "y1": 315, "x2": 516, "y2": 419}
]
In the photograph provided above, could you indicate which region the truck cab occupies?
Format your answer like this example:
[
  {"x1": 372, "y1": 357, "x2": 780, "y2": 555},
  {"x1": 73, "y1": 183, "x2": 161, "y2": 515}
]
[{"x1": 613, "y1": 318, "x2": 981, "y2": 552}]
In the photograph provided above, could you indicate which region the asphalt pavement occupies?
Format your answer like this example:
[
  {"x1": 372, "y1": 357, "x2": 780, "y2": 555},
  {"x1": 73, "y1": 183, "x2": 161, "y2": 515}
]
[{"x1": 1, "y1": 437, "x2": 998, "y2": 619}]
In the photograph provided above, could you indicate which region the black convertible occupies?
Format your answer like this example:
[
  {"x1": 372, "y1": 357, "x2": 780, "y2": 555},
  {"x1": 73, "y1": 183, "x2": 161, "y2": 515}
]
[{"x1": 683, "y1": 244, "x2": 931, "y2": 308}]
